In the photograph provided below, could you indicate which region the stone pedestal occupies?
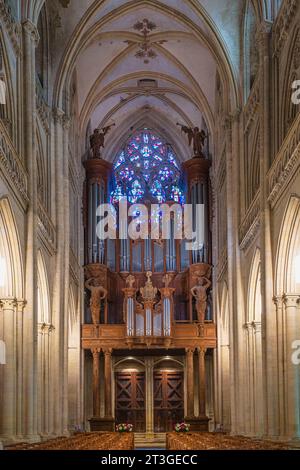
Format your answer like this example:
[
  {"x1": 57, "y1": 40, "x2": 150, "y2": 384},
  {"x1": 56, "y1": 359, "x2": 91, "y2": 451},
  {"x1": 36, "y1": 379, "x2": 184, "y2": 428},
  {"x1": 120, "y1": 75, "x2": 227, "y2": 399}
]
[{"x1": 89, "y1": 417, "x2": 115, "y2": 432}]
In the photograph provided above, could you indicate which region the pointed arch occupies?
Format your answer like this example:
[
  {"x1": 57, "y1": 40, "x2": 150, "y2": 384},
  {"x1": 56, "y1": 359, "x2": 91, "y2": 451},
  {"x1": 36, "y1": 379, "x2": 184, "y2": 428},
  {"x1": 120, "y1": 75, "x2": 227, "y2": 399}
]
[
  {"x1": 275, "y1": 195, "x2": 300, "y2": 295},
  {"x1": 281, "y1": 27, "x2": 300, "y2": 138},
  {"x1": 37, "y1": 250, "x2": 51, "y2": 324},
  {"x1": 0, "y1": 197, "x2": 23, "y2": 299},
  {"x1": 247, "y1": 248, "x2": 262, "y2": 323},
  {"x1": 243, "y1": 0, "x2": 259, "y2": 102},
  {"x1": 0, "y1": 27, "x2": 16, "y2": 140}
]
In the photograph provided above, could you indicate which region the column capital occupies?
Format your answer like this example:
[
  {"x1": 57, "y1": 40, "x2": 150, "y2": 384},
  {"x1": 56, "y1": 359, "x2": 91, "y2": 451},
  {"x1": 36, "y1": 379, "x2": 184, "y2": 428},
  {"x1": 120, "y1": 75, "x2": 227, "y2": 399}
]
[
  {"x1": 273, "y1": 295, "x2": 284, "y2": 308},
  {"x1": 243, "y1": 322, "x2": 252, "y2": 332},
  {"x1": 185, "y1": 347, "x2": 195, "y2": 355},
  {"x1": 197, "y1": 347, "x2": 207, "y2": 357},
  {"x1": 15, "y1": 299, "x2": 27, "y2": 310},
  {"x1": 252, "y1": 321, "x2": 262, "y2": 334},
  {"x1": 103, "y1": 348, "x2": 113, "y2": 357},
  {"x1": 256, "y1": 20, "x2": 273, "y2": 46},
  {"x1": 52, "y1": 107, "x2": 65, "y2": 125},
  {"x1": 91, "y1": 348, "x2": 101, "y2": 358},
  {"x1": 22, "y1": 19, "x2": 40, "y2": 46},
  {"x1": 283, "y1": 294, "x2": 300, "y2": 308},
  {"x1": 0, "y1": 297, "x2": 17, "y2": 309}
]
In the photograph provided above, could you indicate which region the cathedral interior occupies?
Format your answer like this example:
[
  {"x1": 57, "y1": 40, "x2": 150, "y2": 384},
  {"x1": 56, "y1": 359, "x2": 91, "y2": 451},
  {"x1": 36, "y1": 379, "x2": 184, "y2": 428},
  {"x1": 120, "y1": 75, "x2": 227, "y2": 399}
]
[{"x1": 0, "y1": 0, "x2": 300, "y2": 450}]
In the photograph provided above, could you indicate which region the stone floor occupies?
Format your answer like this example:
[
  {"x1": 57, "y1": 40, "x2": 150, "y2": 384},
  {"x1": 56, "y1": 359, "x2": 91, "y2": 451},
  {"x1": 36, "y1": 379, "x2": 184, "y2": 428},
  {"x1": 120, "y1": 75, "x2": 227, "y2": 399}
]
[{"x1": 134, "y1": 433, "x2": 167, "y2": 450}]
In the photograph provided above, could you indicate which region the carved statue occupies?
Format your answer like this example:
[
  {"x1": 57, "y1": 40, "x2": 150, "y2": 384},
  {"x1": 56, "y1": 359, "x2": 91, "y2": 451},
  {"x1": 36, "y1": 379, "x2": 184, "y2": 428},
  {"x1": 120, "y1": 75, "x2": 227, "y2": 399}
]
[
  {"x1": 190, "y1": 276, "x2": 211, "y2": 323},
  {"x1": 85, "y1": 278, "x2": 108, "y2": 325},
  {"x1": 90, "y1": 124, "x2": 115, "y2": 159},
  {"x1": 177, "y1": 123, "x2": 207, "y2": 157},
  {"x1": 126, "y1": 274, "x2": 136, "y2": 288}
]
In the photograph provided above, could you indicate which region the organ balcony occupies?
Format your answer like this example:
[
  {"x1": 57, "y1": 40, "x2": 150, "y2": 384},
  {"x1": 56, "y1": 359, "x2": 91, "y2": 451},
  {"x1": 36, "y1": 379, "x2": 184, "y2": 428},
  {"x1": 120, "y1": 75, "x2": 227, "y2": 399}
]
[{"x1": 81, "y1": 266, "x2": 217, "y2": 351}]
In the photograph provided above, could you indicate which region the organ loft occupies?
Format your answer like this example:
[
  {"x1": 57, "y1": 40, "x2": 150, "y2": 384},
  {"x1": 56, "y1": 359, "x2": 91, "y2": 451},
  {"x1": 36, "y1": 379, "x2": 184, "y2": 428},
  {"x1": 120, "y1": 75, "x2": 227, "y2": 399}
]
[{"x1": 82, "y1": 129, "x2": 216, "y2": 433}]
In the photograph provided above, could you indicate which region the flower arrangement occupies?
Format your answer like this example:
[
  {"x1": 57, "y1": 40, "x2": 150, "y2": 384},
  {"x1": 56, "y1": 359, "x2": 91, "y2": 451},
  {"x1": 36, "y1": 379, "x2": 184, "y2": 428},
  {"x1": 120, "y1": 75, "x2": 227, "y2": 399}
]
[
  {"x1": 174, "y1": 422, "x2": 190, "y2": 433},
  {"x1": 116, "y1": 423, "x2": 133, "y2": 433}
]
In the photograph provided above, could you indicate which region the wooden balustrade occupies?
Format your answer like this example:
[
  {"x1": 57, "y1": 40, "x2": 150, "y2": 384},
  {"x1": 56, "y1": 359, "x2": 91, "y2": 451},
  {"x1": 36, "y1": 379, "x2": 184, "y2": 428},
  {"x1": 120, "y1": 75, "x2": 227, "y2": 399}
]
[
  {"x1": 166, "y1": 432, "x2": 290, "y2": 450},
  {"x1": 6, "y1": 432, "x2": 134, "y2": 451}
]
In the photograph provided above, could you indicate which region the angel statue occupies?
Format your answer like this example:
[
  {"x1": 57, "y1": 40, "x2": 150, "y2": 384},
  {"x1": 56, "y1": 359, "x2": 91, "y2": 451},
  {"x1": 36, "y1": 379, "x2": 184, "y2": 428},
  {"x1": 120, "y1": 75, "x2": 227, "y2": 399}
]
[
  {"x1": 190, "y1": 275, "x2": 211, "y2": 323},
  {"x1": 177, "y1": 123, "x2": 207, "y2": 157},
  {"x1": 85, "y1": 278, "x2": 108, "y2": 325},
  {"x1": 90, "y1": 123, "x2": 115, "y2": 159}
]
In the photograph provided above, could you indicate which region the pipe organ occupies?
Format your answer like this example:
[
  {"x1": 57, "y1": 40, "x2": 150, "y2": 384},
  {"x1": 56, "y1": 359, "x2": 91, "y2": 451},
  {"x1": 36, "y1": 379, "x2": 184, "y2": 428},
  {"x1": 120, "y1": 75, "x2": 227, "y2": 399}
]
[{"x1": 82, "y1": 138, "x2": 216, "y2": 433}]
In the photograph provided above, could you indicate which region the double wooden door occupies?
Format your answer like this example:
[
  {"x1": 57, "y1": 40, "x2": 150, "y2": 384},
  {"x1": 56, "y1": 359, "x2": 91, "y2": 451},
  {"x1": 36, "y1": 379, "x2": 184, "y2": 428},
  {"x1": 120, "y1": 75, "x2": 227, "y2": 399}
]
[
  {"x1": 154, "y1": 371, "x2": 184, "y2": 432},
  {"x1": 115, "y1": 372, "x2": 146, "y2": 432}
]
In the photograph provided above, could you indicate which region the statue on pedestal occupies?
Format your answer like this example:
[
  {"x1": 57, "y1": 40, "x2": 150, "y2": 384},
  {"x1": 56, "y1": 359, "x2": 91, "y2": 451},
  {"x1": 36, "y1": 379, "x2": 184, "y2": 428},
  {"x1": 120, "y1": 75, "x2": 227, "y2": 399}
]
[
  {"x1": 90, "y1": 124, "x2": 115, "y2": 159},
  {"x1": 177, "y1": 123, "x2": 207, "y2": 157},
  {"x1": 191, "y1": 275, "x2": 211, "y2": 323},
  {"x1": 85, "y1": 278, "x2": 108, "y2": 325}
]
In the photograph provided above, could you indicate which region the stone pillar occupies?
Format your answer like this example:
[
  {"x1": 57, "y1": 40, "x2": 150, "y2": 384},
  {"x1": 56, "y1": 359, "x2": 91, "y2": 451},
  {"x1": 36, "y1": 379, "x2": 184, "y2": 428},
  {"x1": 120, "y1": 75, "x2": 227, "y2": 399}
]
[
  {"x1": 283, "y1": 295, "x2": 300, "y2": 439},
  {"x1": 257, "y1": 20, "x2": 279, "y2": 438},
  {"x1": 198, "y1": 347, "x2": 207, "y2": 417},
  {"x1": 22, "y1": 19, "x2": 39, "y2": 441},
  {"x1": 185, "y1": 348, "x2": 194, "y2": 418},
  {"x1": 51, "y1": 108, "x2": 68, "y2": 436},
  {"x1": 92, "y1": 349, "x2": 101, "y2": 417},
  {"x1": 104, "y1": 349, "x2": 112, "y2": 417},
  {"x1": 253, "y1": 321, "x2": 263, "y2": 436},
  {"x1": 16, "y1": 300, "x2": 26, "y2": 439},
  {"x1": 0, "y1": 298, "x2": 17, "y2": 440}
]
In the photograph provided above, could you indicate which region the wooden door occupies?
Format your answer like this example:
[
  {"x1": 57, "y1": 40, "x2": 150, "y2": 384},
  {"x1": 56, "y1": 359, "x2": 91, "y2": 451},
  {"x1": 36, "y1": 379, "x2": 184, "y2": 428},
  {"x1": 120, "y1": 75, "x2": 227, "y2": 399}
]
[
  {"x1": 115, "y1": 372, "x2": 146, "y2": 432},
  {"x1": 154, "y1": 371, "x2": 184, "y2": 432}
]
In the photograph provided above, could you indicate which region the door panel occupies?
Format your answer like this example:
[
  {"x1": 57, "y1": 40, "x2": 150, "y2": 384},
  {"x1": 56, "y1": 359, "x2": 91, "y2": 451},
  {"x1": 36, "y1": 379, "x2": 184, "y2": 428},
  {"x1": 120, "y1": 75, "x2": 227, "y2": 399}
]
[
  {"x1": 154, "y1": 371, "x2": 184, "y2": 432},
  {"x1": 115, "y1": 372, "x2": 146, "y2": 432}
]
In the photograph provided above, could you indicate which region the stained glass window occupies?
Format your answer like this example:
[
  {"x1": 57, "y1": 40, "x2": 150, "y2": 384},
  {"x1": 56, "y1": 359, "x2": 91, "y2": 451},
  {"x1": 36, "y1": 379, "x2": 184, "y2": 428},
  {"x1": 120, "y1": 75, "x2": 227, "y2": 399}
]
[{"x1": 111, "y1": 130, "x2": 184, "y2": 204}]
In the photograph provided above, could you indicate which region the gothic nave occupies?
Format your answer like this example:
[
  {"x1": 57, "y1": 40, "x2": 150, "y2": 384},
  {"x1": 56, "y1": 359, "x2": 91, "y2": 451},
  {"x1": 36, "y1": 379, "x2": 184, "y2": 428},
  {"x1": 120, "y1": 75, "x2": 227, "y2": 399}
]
[{"x1": 0, "y1": 0, "x2": 300, "y2": 452}]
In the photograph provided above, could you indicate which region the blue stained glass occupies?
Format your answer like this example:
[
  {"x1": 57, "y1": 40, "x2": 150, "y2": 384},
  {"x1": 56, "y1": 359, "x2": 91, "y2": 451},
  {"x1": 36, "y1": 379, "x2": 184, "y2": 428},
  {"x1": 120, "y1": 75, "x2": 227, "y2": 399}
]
[{"x1": 111, "y1": 130, "x2": 185, "y2": 204}]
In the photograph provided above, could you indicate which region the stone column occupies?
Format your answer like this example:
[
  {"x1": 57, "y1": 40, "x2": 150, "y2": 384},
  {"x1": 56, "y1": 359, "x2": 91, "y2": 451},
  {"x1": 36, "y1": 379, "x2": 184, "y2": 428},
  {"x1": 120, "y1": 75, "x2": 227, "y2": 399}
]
[
  {"x1": 186, "y1": 348, "x2": 194, "y2": 418},
  {"x1": 51, "y1": 108, "x2": 67, "y2": 436},
  {"x1": 22, "y1": 19, "x2": 39, "y2": 441},
  {"x1": 0, "y1": 298, "x2": 17, "y2": 440},
  {"x1": 104, "y1": 349, "x2": 112, "y2": 417},
  {"x1": 283, "y1": 295, "x2": 300, "y2": 439},
  {"x1": 16, "y1": 300, "x2": 26, "y2": 439},
  {"x1": 198, "y1": 347, "x2": 207, "y2": 417},
  {"x1": 257, "y1": 20, "x2": 279, "y2": 437},
  {"x1": 253, "y1": 321, "x2": 263, "y2": 436},
  {"x1": 92, "y1": 349, "x2": 101, "y2": 417}
]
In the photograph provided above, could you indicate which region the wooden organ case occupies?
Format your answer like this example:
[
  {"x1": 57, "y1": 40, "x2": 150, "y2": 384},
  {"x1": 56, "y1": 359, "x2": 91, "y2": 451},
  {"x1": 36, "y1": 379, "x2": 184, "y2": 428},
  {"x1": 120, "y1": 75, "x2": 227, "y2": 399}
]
[{"x1": 82, "y1": 154, "x2": 217, "y2": 433}]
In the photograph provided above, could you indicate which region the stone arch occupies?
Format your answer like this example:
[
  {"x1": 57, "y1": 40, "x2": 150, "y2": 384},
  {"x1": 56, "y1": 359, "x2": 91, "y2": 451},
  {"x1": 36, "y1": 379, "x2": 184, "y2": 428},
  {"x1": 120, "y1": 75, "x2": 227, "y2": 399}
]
[
  {"x1": 247, "y1": 248, "x2": 262, "y2": 323},
  {"x1": 243, "y1": 0, "x2": 259, "y2": 102},
  {"x1": 0, "y1": 28, "x2": 16, "y2": 140},
  {"x1": 275, "y1": 195, "x2": 300, "y2": 295},
  {"x1": 0, "y1": 197, "x2": 24, "y2": 439},
  {"x1": 0, "y1": 197, "x2": 23, "y2": 299},
  {"x1": 37, "y1": 250, "x2": 50, "y2": 324},
  {"x1": 274, "y1": 195, "x2": 300, "y2": 438},
  {"x1": 281, "y1": 27, "x2": 300, "y2": 138}
]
